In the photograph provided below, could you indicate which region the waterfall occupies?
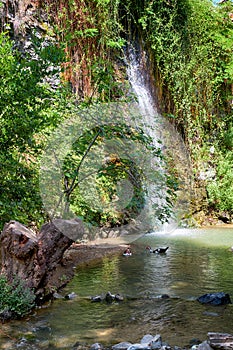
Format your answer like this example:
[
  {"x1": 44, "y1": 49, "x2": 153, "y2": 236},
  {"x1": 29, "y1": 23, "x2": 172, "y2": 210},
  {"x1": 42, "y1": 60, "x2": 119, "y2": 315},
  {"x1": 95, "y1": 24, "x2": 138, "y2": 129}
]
[
  {"x1": 126, "y1": 45, "x2": 193, "y2": 232},
  {"x1": 126, "y1": 45, "x2": 162, "y2": 147}
]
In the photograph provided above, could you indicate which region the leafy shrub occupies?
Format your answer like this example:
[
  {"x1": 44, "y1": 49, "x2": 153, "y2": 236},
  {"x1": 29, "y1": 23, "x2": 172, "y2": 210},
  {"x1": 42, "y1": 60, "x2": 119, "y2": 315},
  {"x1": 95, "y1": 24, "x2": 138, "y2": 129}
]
[
  {"x1": 207, "y1": 152, "x2": 233, "y2": 214},
  {"x1": 0, "y1": 31, "x2": 67, "y2": 230},
  {"x1": 0, "y1": 275, "x2": 35, "y2": 319}
]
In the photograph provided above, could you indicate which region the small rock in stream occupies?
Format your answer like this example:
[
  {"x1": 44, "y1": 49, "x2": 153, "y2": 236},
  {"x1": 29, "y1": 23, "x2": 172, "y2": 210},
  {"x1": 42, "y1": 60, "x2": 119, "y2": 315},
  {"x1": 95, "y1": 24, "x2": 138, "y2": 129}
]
[
  {"x1": 150, "y1": 335, "x2": 163, "y2": 350},
  {"x1": 90, "y1": 343, "x2": 104, "y2": 350},
  {"x1": 91, "y1": 295, "x2": 102, "y2": 302},
  {"x1": 105, "y1": 291, "x2": 115, "y2": 303},
  {"x1": 112, "y1": 342, "x2": 133, "y2": 350},
  {"x1": 53, "y1": 292, "x2": 64, "y2": 299},
  {"x1": 140, "y1": 335, "x2": 154, "y2": 344},
  {"x1": 128, "y1": 344, "x2": 150, "y2": 350},
  {"x1": 91, "y1": 292, "x2": 124, "y2": 303},
  {"x1": 65, "y1": 292, "x2": 77, "y2": 300},
  {"x1": 195, "y1": 341, "x2": 213, "y2": 350}
]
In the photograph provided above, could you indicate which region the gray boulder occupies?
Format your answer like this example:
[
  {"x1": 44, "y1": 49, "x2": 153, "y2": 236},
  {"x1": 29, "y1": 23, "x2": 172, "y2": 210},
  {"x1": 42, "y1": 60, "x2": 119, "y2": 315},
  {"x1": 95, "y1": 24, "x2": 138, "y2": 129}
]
[
  {"x1": 90, "y1": 343, "x2": 103, "y2": 350},
  {"x1": 112, "y1": 342, "x2": 132, "y2": 350},
  {"x1": 140, "y1": 335, "x2": 154, "y2": 345},
  {"x1": 127, "y1": 344, "x2": 150, "y2": 350},
  {"x1": 150, "y1": 335, "x2": 162, "y2": 350},
  {"x1": 196, "y1": 341, "x2": 214, "y2": 350},
  {"x1": 197, "y1": 292, "x2": 232, "y2": 306}
]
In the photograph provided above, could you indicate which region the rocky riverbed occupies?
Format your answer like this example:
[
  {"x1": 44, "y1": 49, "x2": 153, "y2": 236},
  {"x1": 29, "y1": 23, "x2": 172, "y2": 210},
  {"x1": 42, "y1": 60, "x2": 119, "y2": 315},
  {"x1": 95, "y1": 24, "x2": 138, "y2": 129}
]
[
  {"x1": 14, "y1": 331, "x2": 233, "y2": 350},
  {"x1": 83, "y1": 332, "x2": 233, "y2": 350}
]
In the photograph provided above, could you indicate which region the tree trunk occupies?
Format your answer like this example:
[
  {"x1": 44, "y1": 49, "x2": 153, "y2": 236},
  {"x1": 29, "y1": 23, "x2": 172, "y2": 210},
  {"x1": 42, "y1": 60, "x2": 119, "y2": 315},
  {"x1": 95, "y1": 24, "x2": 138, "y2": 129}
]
[{"x1": 0, "y1": 220, "x2": 76, "y2": 302}]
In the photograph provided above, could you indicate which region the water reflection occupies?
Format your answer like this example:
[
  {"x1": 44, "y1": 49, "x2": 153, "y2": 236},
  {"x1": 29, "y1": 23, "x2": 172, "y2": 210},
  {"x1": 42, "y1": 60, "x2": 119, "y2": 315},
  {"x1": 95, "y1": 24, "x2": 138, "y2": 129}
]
[{"x1": 1, "y1": 227, "x2": 233, "y2": 349}]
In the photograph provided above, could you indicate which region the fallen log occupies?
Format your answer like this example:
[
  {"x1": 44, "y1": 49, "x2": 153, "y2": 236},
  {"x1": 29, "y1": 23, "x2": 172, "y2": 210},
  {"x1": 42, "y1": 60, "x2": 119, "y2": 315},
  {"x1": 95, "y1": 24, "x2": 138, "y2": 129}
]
[{"x1": 208, "y1": 333, "x2": 233, "y2": 350}]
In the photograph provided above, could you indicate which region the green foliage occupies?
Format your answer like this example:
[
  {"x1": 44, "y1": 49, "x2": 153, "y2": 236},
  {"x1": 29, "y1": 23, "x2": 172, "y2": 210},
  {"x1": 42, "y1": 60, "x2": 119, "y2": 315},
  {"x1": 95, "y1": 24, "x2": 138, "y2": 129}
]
[
  {"x1": 0, "y1": 151, "x2": 45, "y2": 228},
  {"x1": 61, "y1": 124, "x2": 158, "y2": 227},
  {"x1": 139, "y1": 0, "x2": 233, "y2": 116},
  {"x1": 207, "y1": 151, "x2": 233, "y2": 213},
  {"x1": 39, "y1": 103, "x2": 177, "y2": 229},
  {"x1": 134, "y1": 0, "x2": 233, "y2": 216},
  {"x1": 222, "y1": 123, "x2": 233, "y2": 150},
  {"x1": 0, "y1": 32, "x2": 65, "y2": 152},
  {"x1": 0, "y1": 31, "x2": 69, "y2": 230},
  {"x1": 91, "y1": 59, "x2": 125, "y2": 100},
  {"x1": 0, "y1": 275, "x2": 35, "y2": 319}
]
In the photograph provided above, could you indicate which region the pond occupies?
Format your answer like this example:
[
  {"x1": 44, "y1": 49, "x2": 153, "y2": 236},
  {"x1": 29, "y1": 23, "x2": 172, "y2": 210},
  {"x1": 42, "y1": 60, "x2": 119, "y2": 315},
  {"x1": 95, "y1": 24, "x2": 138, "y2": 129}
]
[{"x1": 1, "y1": 226, "x2": 233, "y2": 349}]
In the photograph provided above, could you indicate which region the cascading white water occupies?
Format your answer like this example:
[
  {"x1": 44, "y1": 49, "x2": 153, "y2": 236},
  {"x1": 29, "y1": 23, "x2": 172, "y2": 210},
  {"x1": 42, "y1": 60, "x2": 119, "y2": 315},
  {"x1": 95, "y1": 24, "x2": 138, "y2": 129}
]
[
  {"x1": 126, "y1": 45, "x2": 170, "y2": 230},
  {"x1": 126, "y1": 45, "x2": 193, "y2": 232},
  {"x1": 126, "y1": 46, "x2": 162, "y2": 147}
]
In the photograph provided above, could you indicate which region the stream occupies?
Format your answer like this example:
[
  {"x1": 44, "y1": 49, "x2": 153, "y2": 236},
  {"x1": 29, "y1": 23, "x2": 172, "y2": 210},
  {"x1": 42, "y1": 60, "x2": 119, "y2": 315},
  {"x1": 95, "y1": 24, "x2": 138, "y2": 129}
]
[{"x1": 1, "y1": 226, "x2": 233, "y2": 349}]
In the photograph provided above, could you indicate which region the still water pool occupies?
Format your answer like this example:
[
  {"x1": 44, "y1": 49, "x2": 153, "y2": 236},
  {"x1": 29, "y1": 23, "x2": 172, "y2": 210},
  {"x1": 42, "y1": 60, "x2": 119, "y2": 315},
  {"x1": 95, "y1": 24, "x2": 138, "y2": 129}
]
[{"x1": 1, "y1": 227, "x2": 233, "y2": 349}]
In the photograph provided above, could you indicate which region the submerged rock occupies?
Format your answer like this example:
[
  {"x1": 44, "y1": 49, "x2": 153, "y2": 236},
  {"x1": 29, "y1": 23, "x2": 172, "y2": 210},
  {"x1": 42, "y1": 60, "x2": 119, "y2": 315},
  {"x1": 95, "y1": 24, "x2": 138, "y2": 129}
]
[
  {"x1": 197, "y1": 292, "x2": 232, "y2": 306},
  {"x1": 91, "y1": 295, "x2": 102, "y2": 302},
  {"x1": 53, "y1": 292, "x2": 64, "y2": 299},
  {"x1": 105, "y1": 291, "x2": 115, "y2": 303},
  {"x1": 160, "y1": 294, "x2": 170, "y2": 299},
  {"x1": 115, "y1": 293, "x2": 124, "y2": 302},
  {"x1": 91, "y1": 292, "x2": 124, "y2": 303},
  {"x1": 65, "y1": 292, "x2": 77, "y2": 300}
]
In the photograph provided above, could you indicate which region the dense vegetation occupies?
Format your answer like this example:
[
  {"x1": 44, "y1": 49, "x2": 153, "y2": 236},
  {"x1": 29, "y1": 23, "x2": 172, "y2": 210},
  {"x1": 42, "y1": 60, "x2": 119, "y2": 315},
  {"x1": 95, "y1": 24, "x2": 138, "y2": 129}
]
[
  {"x1": 0, "y1": 275, "x2": 35, "y2": 319},
  {"x1": 0, "y1": 0, "x2": 232, "y2": 232},
  {"x1": 0, "y1": 31, "x2": 69, "y2": 227},
  {"x1": 136, "y1": 0, "x2": 233, "y2": 221}
]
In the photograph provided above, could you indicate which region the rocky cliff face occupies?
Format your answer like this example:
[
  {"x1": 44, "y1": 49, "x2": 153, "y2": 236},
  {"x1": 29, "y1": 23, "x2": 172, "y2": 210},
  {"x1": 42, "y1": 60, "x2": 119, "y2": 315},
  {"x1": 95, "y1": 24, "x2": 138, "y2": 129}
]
[
  {"x1": 0, "y1": 0, "x2": 106, "y2": 96},
  {"x1": 1, "y1": 0, "x2": 46, "y2": 43},
  {"x1": 0, "y1": 0, "x2": 60, "y2": 88}
]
